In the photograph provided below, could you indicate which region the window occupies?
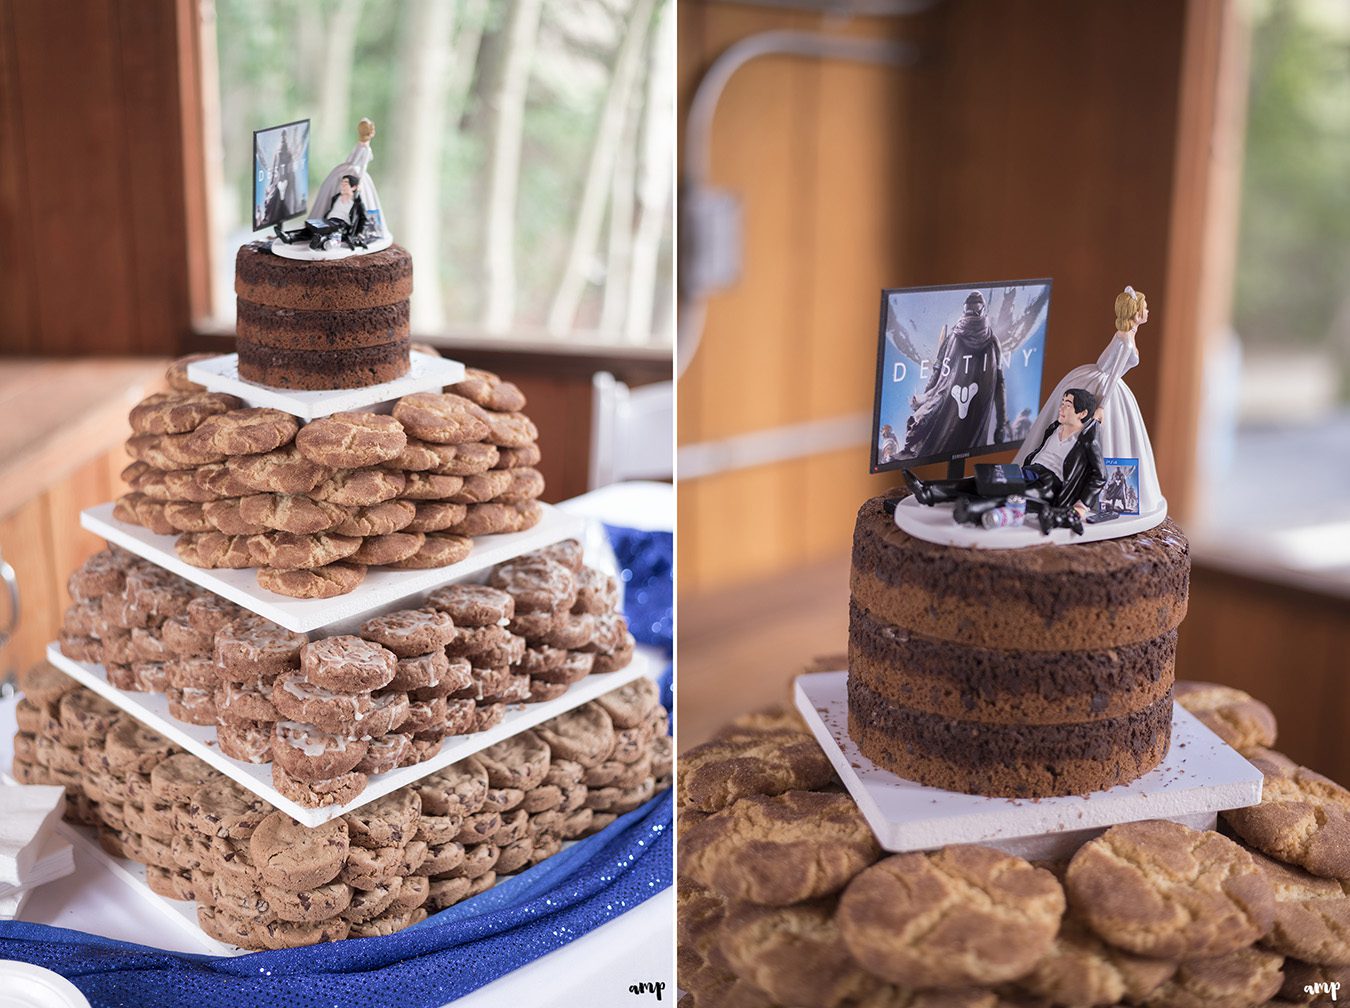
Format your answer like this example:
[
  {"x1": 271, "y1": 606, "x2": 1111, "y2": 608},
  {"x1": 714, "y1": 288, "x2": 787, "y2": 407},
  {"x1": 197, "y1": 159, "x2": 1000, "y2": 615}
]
[
  {"x1": 202, "y1": 0, "x2": 673, "y2": 348},
  {"x1": 1200, "y1": 0, "x2": 1350, "y2": 582}
]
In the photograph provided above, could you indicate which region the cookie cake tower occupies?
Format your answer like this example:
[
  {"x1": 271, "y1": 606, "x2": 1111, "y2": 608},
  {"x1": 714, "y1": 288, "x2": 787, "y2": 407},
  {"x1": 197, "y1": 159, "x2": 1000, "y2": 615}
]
[{"x1": 12, "y1": 119, "x2": 668, "y2": 951}]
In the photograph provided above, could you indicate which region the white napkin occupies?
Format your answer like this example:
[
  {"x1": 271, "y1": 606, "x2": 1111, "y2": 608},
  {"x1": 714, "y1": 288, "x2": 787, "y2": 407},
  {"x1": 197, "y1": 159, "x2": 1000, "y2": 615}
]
[
  {"x1": 0, "y1": 784, "x2": 67, "y2": 887},
  {"x1": 0, "y1": 830, "x2": 73, "y2": 905}
]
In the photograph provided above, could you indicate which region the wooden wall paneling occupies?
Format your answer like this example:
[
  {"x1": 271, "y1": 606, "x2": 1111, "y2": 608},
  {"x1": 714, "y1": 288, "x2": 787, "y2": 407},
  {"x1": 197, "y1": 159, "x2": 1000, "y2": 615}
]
[
  {"x1": 0, "y1": 0, "x2": 37, "y2": 345},
  {"x1": 46, "y1": 454, "x2": 115, "y2": 609},
  {"x1": 1179, "y1": 566, "x2": 1343, "y2": 778},
  {"x1": 3, "y1": 0, "x2": 136, "y2": 355},
  {"x1": 0, "y1": 496, "x2": 58, "y2": 677},
  {"x1": 1156, "y1": 0, "x2": 1248, "y2": 524},
  {"x1": 117, "y1": 0, "x2": 195, "y2": 354}
]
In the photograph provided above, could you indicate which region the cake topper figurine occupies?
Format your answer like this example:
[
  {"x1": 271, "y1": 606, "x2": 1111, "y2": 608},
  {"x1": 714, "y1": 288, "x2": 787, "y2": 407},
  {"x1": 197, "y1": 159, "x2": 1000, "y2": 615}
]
[
  {"x1": 1014, "y1": 285, "x2": 1162, "y2": 517},
  {"x1": 889, "y1": 285, "x2": 1169, "y2": 547},
  {"x1": 269, "y1": 117, "x2": 393, "y2": 261}
]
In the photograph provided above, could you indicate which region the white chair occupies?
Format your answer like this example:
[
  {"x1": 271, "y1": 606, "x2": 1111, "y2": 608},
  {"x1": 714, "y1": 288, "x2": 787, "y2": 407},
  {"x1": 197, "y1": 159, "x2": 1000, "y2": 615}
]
[{"x1": 588, "y1": 372, "x2": 674, "y2": 489}]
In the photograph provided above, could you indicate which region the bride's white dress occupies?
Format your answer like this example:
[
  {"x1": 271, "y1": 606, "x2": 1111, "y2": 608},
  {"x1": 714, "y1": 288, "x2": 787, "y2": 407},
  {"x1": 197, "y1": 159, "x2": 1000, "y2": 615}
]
[{"x1": 1013, "y1": 331, "x2": 1164, "y2": 515}]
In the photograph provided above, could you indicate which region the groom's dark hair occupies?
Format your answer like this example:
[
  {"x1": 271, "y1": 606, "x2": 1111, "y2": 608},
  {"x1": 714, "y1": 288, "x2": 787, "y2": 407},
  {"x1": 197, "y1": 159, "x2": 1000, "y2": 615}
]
[{"x1": 1065, "y1": 387, "x2": 1097, "y2": 418}]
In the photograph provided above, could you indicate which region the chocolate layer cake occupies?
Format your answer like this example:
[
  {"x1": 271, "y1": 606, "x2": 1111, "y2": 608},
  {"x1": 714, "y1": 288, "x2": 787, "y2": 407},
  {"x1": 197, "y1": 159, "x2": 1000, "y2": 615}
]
[
  {"x1": 235, "y1": 244, "x2": 413, "y2": 390},
  {"x1": 847, "y1": 494, "x2": 1190, "y2": 797}
]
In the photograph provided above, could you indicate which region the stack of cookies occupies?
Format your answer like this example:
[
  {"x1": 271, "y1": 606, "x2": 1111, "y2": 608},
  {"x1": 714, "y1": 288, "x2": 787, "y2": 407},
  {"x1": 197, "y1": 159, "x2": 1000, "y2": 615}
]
[
  {"x1": 58, "y1": 538, "x2": 638, "y2": 808},
  {"x1": 13, "y1": 669, "x2": 670, "y2": 951},
  {"x1": 112, "y1": 356, "x2": 546, "y2": 599},
  {"x1": 677, "y1": 684, "x2": 1350, "y2": 1008},
  {"x1": 489, "y1": 540, "x2": 637, "y2": 701}
]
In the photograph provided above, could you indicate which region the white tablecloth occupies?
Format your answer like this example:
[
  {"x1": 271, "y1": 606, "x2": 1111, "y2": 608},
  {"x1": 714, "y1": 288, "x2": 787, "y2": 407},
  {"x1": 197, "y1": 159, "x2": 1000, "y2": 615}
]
[{"x1": 2, "y1": 482, "x2": 675, "y2": 1007}]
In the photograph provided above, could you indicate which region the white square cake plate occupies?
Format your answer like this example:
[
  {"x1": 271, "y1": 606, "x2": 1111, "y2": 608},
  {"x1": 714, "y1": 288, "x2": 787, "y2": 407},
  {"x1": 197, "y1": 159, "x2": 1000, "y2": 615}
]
[
  {"x1": 185, "y1": 351, "x2": 466, "y2": 420},
  {"x1": 795, "y1": 671, "x2": 1263, "y2": 861},
  {"x1": 82, "y1": 502, "x2": 587, "y2": 634},
  {"x1": 48, "y1": 643, "x2": 662, "y2": 829}
]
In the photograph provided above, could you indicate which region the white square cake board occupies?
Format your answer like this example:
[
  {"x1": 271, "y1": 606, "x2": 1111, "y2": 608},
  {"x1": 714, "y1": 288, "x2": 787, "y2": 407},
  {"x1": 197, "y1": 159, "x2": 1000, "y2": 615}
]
[
  {"x1": 185, "y1": 351, "x2": 466, "y2": 420},
  {"x1": 795, "y1": 671, "x2": 1264, "y2": 861},
  {"x1": 47, "y1": 643, "x2": 662, "y2": 829},
  {"x1": 82, "y1": 501, "x2": 588, "y2": 634}
]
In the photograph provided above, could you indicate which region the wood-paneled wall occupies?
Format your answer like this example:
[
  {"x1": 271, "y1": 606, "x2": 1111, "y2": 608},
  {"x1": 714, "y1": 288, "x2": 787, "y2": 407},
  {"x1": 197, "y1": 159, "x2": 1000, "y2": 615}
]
[
  {"x1": 678, "y1": 0, "x2": 1220, "y2": 594},
  {"x1": 0, "y1": 0, "x2": 204, "y2": 356}
]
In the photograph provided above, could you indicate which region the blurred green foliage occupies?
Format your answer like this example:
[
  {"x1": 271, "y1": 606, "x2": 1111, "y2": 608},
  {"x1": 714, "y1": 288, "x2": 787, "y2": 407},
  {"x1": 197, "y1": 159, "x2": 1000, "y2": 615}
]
[
  {"x1": 214, "y1": 0, "x2": 668, "y2": 341},
  {"x1": 1235, "y1": 0, "x2": 1350, "y2": 400}
]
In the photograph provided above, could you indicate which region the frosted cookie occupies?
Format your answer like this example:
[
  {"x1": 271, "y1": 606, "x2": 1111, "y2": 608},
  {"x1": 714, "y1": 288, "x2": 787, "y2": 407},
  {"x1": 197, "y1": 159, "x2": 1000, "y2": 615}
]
[
  {"x1": 215, "y1": 674, "x2": 280, "y2": 721},
  {"x1": 256, "y1": 562, "x2": 367, "y2": 599},
  {"x1": 402, "y1": 696, "x2": 448, "y2": 735},
  {"x1": 528, "y1": 539, "x2": 585, "y2": 572},
  {"x1": 541, "y1": 613, "x2": 596, "y2": 651},
  {"x1": 271, "y1": 764, "x2": 367, "y2": 809},
  {"x1": 271, "y1": 670, "x2": 375, "y2": 732},
  {"x1": 215, "y1": 615, "x2": 307, "y2": 675},
  {"x1": 272, "y1": 721, "x2": 369, "y2": 782},
  {"x1": 301, "y1": 635, "x2": 397, "y2": 692},
  {"x1": 571, "y1": 566, "x2": 619, "y2": 615},
  {"x1": 162, "y1": 615, "x2": 213, "y2": 657},
  {"x1": 168, "y1": 685, "x2": 218, "y2": 725},
  {"x1": 392, "y1": 392, "x2": 490, "y2": 445},
  {"x1": 361, "y1": 690, "x2": 411, "y2": 738},
  {"x1": 383, "y1": 532, "x2": 472, "y2": 569},
  {"x1": 361, "y1": 608, "x2": 457, "y2": 658},
  {"x1": 227, "y1": 444, "x2": 331, "y2": 495},
  {"x1": 489, "y1": 557, "x2": 576, "y2": 613},
  {"x1": 426, "y1": 580, "x2": 515, "y2": 626},
  {"x1": 1066, "y1": 819, "x2": 1274, "y2": 958},
  {"x1": 187, "y1": 593, "x2": 244, "y2": 635},
  {"x1": 353, "y1": 733, "x2": 411, "y2": 775},
  {"x1": 217, "y1": 720, "x2": 275, "y2": 764},
  {"x1": 294, "y1": 412, "x2": 407, "y2": 469},
  {"x1": 250, "y1": 811, "x2": 349, "y2": 891},
  {"x1": 67, "y1": 551, "x2": 127, "y2": 601},
  {"x1": 1175, "y1": 680, "x2": 1278, "y2": 753},
  {"x1": 1223, "y1": 748, "x2": 1350, "y2": 879},
  {"x1": 388, "y1": 651, "x2": 457, "y2": 692}
]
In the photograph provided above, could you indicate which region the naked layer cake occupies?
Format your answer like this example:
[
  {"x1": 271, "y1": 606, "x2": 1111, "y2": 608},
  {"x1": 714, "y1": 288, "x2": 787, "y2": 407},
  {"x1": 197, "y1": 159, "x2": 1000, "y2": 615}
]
[
  {"x1": 847, "y1": 493, "x2": 1191, "y2": 797},
  {"x1": 235, "y1": 243, "x2": 413, "y2": 390}
]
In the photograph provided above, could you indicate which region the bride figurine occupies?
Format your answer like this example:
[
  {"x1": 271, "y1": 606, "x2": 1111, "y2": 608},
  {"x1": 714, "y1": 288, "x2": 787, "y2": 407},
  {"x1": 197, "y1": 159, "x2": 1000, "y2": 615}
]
[
  {"x1": 309, "y1": 117, "x2": 388, "y2": 245},
  {"x1": 1013, "y1": 286, "x2": 1164, "y2": 518}
]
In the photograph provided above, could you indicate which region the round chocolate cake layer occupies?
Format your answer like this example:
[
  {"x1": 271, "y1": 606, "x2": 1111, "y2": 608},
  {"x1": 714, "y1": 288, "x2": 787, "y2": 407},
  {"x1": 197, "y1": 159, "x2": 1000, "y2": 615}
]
[
  {"x1": 237, "y1": 337, "x2": 410, "y2": 391},
  {"x1": 237, "y1": 298, "x2": 410, "y2": 350},
  {"x1": 235, "y1": 243, "x2": 413, "y2": 311},
  {"x1": 848, "y1": 680, "x2": 1173, "y2": 797},
  {"x1": 851, "y1": 495, "x2": 1190, "y2": 651},
  {"x1": 848, "y1": 602, "x2": 1176, "y2": 725}
]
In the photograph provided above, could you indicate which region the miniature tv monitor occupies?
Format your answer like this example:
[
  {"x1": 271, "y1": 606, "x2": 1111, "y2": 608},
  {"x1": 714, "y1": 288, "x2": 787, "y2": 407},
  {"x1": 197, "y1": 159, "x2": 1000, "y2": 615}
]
[
  {"x1": 870, "y1": 279, "x2": 1051, "y2": 474},
  {"x1": 253, "y1": 119, "x2": 311, "y2": 232}
]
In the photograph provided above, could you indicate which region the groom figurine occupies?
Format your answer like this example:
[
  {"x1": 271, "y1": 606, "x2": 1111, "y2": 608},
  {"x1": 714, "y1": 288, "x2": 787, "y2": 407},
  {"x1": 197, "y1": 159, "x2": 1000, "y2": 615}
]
[{"x1": 903, "y1": 387, "x2": 1106, "y2": 532}]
